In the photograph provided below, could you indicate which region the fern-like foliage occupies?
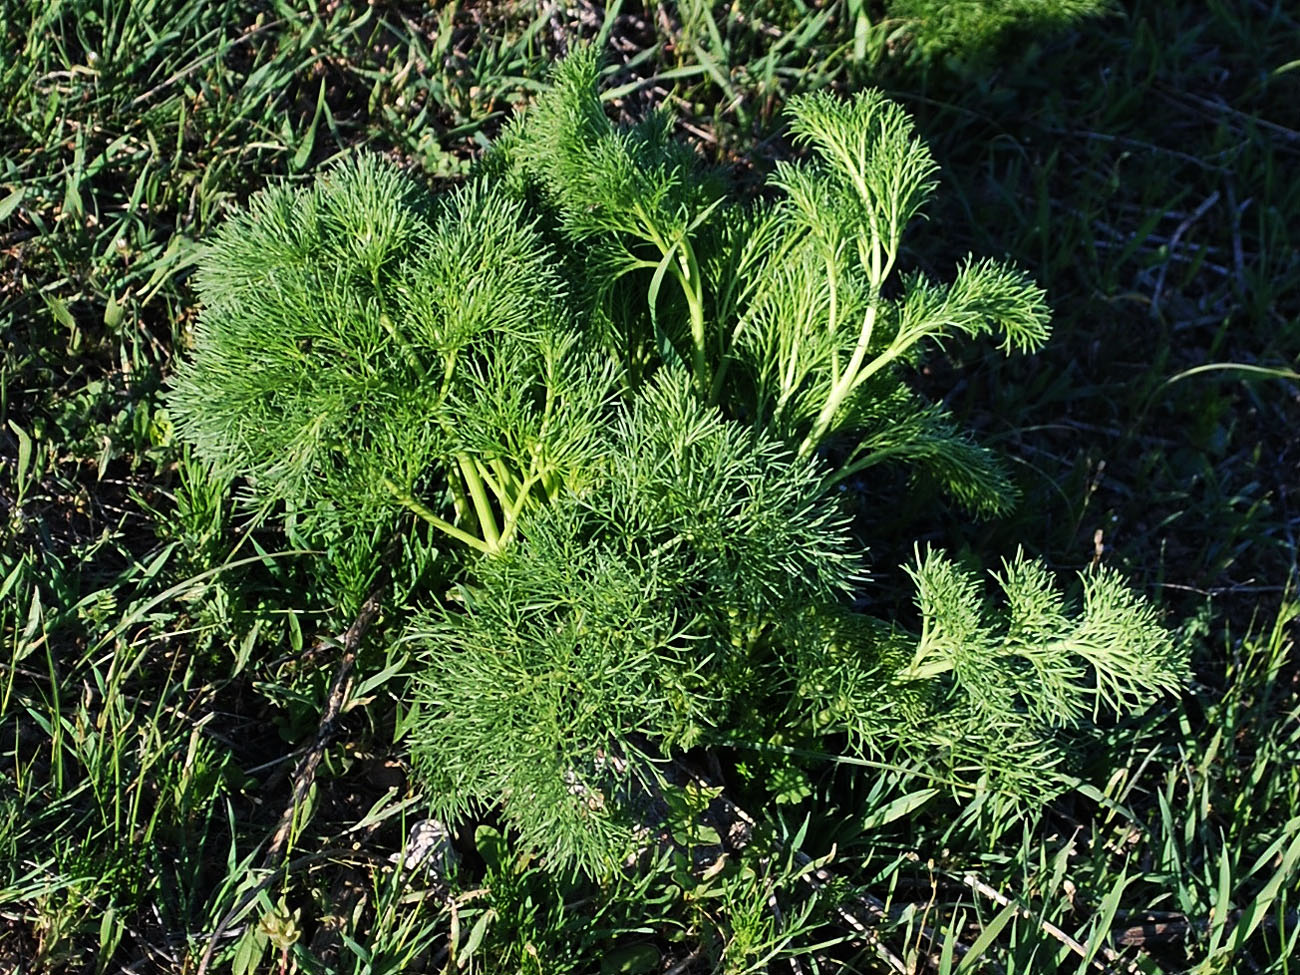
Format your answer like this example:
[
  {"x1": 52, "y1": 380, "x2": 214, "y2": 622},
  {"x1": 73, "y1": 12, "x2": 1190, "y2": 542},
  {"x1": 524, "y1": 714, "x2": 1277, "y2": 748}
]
[
  {"x1": 170, "y1": 49, "x2": 1185, "y2": 872},
  {"x1": 501, "y1": 57, "x2": 1051, "y2": 515},
  {"x1": 775, "y1": 548, "x2": 1186, "y2": 798},
  {"x1": 170, "y1": 161, "x2": 616, "y2": 596},
  {"x1": 411, "y1": 372, "x2": 864, "y2": 872},
  {"x1": 171, "y1": 158, "x2": 433, "y2": 515}
]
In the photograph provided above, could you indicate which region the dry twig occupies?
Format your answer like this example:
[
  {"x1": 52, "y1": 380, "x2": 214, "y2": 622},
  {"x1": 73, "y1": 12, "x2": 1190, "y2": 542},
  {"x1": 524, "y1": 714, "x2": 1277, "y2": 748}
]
[
  {"x1": 195, "y1": 592, "x2": 384, "y2": 975},
  {"x1": 263, "y1": 591, "x2": 383, "y2": 866},
  {"x1": 959, "y1": 871, "x2": 1138, "y2": 973}
]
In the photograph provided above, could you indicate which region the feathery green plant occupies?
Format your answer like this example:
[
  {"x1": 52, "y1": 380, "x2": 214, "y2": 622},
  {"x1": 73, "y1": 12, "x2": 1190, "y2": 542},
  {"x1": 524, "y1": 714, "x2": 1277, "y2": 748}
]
[
  {"x1": 170, "y1": 159, "x2": 613, "y2": 602},
  {"x1": 497, "y1": 49, "x2": 1050, "y2": 514},
  {"x1": 168, "y1": 46, "x2": 1186, "y2": 874}
]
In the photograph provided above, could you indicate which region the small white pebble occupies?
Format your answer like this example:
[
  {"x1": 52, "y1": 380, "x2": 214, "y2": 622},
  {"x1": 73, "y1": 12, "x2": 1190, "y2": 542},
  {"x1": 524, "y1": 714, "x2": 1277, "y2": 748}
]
[{"x1": 394, "y1": 818, "x2": 457, "y2": 878}]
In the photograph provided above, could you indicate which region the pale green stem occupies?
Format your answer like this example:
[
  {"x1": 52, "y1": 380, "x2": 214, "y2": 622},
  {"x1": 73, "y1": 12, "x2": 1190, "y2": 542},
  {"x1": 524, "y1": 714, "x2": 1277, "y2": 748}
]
[
  {"x1": 540, "y1": 467, "x2": 559, "y2": 501},
  {"x1": 773, "y1": 377, "x2": 799, "y2": 425},
  {"x1": 494, "y1": 458, "x2": 523, "y2": 504},
  {"x1": 436, "y1": 352, "x2": 457, "y2": 405},
  {"x1": 647, "y1": 533, "x2": 688, "y2": 561},
  {"x1": 868, "y1": 229, "x2": 882, "y2": 293},
  {"x1": 881, "y1": 219, "x2": 899, "y2": 283},
  {"x1": 445, "y1": 467, "x2": 471, "y2": 526},
  {"x1": 497, "y1": 472, "x2": 540, "y2": 549},
  {"x1": 779, "y1": 326, "x2": 801, "y2": 406},
  {"x1": 799, "y1": 302, "x2": 879, "y2": 458},
  {"x1": 829, "y1": 143, "x2": 873, "y2": 219},
  {"x1": 457, "y1": 454, "x2": 500, "y2": 549},
  {"x1": 477, "y1": 459, "x2": 507, "y2": 507},
  {"x1": 634, "y1": 202, "x2": 712, "y2": 399},
  {"x1": 893, "y1": 627, "x2": 954, "y2": 683},
  {"x1": 846, "y1": 316, "x2": 947, "y2": 396},
  {"x1": 378, "y1": 312, "x2": 427, "y2": 381},
  {"x1": 826, "y1": 252, "x2": 841, "y2": 386},
  {"x1": 895, "y1": 658, "x2": 955, "y2": 682},
  {"x1": 823, "y1": 138, "x2": 884, "y2": 288},
  {"x1": 676, "y1": 239, "x2": 711, "y2": 399},
  {"x1": 382, "y1": 478, "x2": 492, "y2": 555}
]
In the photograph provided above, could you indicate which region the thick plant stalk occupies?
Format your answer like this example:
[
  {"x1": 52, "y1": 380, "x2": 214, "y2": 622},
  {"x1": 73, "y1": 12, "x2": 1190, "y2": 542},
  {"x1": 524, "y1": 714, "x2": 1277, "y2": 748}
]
[{"x1": 382, "y1": 478, "x2": 493, "y2": 554}]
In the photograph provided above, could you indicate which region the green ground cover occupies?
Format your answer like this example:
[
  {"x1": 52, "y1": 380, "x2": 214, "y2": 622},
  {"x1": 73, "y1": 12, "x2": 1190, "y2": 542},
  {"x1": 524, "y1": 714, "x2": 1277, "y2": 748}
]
[{"x1": 1, "y1": 1, "x2": 1297, "y2": 971}]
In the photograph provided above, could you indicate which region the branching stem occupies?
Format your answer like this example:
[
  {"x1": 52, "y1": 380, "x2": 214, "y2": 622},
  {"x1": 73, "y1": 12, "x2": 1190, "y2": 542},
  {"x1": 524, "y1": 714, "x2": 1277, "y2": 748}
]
[
  {"x1": 382, "y1": 477, "x2": 492, "y2": 554},
  {"x1": 895, "y1": 657, "x2": 954, "y2": 682},
  {"x1": 634, "y1": 201, "x2": 712, "y2": 399},
  {"x1": 676, "y1": 239, "x2": 711, "y2": 400},
  {"x1": 457, "y1": 454, "x2": 501, "y2": 549},
  {"x1": 498, "y1": 472, "x2": 541, "y2": 549},
  {"x1": 799, "y1": 302, "x2": 879, "y2": 457}
]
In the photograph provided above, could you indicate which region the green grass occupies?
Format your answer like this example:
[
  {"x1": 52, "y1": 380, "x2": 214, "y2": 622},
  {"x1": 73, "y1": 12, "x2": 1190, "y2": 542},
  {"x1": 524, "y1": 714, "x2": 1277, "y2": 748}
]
[{"x1": 2, "y1": 0, "x2": 1298, "y2": 971}]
